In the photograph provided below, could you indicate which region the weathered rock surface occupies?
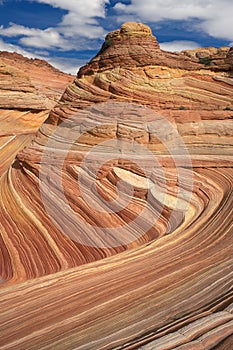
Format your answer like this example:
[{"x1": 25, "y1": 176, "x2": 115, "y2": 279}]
[
  {"x1": 182, "y1": 46, "x2": 231, "y2": 71},
  {"x1": 0, "y1": 22, "x2": 232, "y2": 350},
  {"x1": 0, "y1": 52, "x2": 74, "y2": 176},
  {"x1": 225, "y1": 47, "x2": 233, "y2": 71},
  {"x1": 0, "y1": 51, "x2": 74, "y2": 107}
]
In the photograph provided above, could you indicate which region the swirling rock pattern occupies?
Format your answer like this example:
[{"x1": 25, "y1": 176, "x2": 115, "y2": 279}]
[{"x1": 0, "y1": 22, "x2": 232, "y2": 349}]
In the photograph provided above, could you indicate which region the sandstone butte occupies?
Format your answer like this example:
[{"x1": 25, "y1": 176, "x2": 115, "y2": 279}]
[{"x1": 0, "y1": 22, "x2": 232, "y2": 350}]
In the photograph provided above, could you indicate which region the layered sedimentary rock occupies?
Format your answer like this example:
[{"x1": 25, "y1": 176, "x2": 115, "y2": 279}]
[
  {"x1": 226, "y1": 47, "x2": 233, "y2": 72},
  {"x1": 0, "y1": 52, "x2": 73, "y2": 175},
  {"x1": 181, "y1": 46, "x2": 230, "y2": 71},
  {"x1": 0, "y1": 52, "x2": 74, "y2": 106},
  {"x1": 0, "y1": 22, "x2": 232, "y2": 350}
]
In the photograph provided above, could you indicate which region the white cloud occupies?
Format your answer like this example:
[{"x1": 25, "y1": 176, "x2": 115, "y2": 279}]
[
  {"x1": 160, "y1": 40, "x2": 200, "y2": 52},
  {"x1": 35, "y1": 0, "x2": 109, "y2": 39},
  {"x1": 0, "y1": 38, "x2": 36, "y2": 58},
  {"x1": 59, "y1": 18, "x2": 106, "y2": 40},
  {"x1": 47, "y1": 57, "x2": 83, "y2": 74},
  {"x1": 199, "y1": 14, "x2": 233, "y2": 41},
  {"x1": 0, "y1": 23, "x2": 39, "y2": 37},
  {"x1": 0, "y1": 0, "x2": 109, "y2": 50},
  {"x1": 33, "y1": 0, "x2": 108, "y2": 18},
  {"x1": 19, "y1": 28, "x2": 73, "y2": 50},
  {"x1": 114, "y1": 0, "x2": 233, "y2": 42},
  {"x1": 115, "y1": 0, "x2": 208, "y2": 21},
  {"x1": 0, "y1": 0, "x2": 112, "y2": 75},
  {"x1": 0, "y1": 37, "x2": 82, "y2": 74},
  {"x1": 0, "y1": 24, "x2": 73, "y2": 50}
]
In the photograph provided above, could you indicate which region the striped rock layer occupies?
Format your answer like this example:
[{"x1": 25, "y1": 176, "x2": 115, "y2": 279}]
[
  {"x1": 0, "y1": 22, "x2": 232, "y2": 350},
  {"x1": 0, "y1": 52, "x2": 73, "y2": 176}
]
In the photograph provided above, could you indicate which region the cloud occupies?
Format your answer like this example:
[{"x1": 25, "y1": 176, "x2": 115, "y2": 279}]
[
  {"x1": 114, "y1": 0, "x2": 233, "y2": 42},
  {"x1": 0, "y1": 37, "x2": 83, "y2": 74},
  {"x1": 0, "y1": 24, "x2": 72, "y2": 50},
  {"x1": 19, "y1": 28, "x2": 73, "y2": 50},
  {"x1": 0, "y1": 0, "x2": 109, "y2": 51},
  {"x1": 34, "y1": 0, "x2": 109, "y2": 39},
  {"x1": 160, "y1": 40, "x2": 200, "y2": 52},
  {"x1": 114, "y1": 0, "x2": 207, "y2": 21},
  {"x1": 33, "y1": 0, "x2": 108, "y2": 18},
  {"x1": 0, "y1": 38, "x2": 36, "y2": 58},
  {"x1": 199, "y1": 14, "x2": 233, "y2": 41},
  {"x1": 0, "y1": 23, "x2": 39, "y2": 37},
  {"x1": 47, "y1": 57, "x2": 84, "y2": 74}
]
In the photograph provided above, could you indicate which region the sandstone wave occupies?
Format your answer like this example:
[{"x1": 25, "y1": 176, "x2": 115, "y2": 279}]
[{"x1": 0, "y1": 22, "x2": 232, "y2": 350}]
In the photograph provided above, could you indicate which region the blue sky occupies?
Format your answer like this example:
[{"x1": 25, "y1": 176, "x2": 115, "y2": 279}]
[{"x1": 0, "y1": 0, "x2": 232, "y2": 74}]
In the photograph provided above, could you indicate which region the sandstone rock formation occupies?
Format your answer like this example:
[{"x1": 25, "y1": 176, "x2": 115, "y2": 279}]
[
  {"x1": 182, "y1": 46, "x2": 230, "y2": 71},
  {"x1": 226, "y1": 47, "x2": 233, "y2": 72},
  {"x1": 0, "y1": 22, "x2": 232, "y2": 350},
  {"x1": 0, "y1": 52, "x2": 73, "y2": 176},
  {"x1": 0, "y1": 52, "x2": 74, "y2": 106}
]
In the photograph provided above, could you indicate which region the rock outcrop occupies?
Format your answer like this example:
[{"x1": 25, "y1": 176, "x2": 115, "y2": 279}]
[
  {"x1": 0, "y1": 22, "x2": 232, "y2": 350},
  {"x1": 0, "y1": 51, "x2": 74, "y2": 106},
  {"x1": 182, "y1": 46, "x2": 230, "y2": 71},
  {"x1": 226, "y1": 47, "x2": 233, "y2": 71},
  {"x1": 0, "y1": 52, "x2": 73, "y2": 176}
]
